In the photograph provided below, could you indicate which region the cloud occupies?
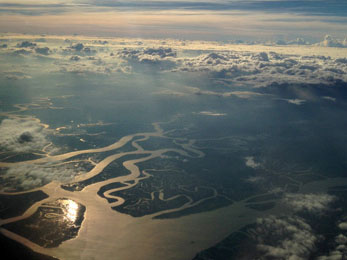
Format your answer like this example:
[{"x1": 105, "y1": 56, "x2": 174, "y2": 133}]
[
  {"x1": 317, "y1": 35, "x2": 347, "y2": 48},
  {"x1": 62, "y1": 42, "x2": 97, "y2": 56},
  {"x1": 185, "y1": 86, "x2": 266, "y2": 99},
  {"x1": 335, "y1": 234, "x2": 347, "y2": 244},
  {"x1": 153, "y1": 89, "x2": 188, "y2": 97},
  {"x1": 92, "y1": 40, "x2": 108, "y2": 45},
  {"x1": 316, "y1": 216, "x2": 347, "y2": 259},
  {"x1": 195, "y1": 111, "x2": 227, "y2": 117},
  {"x1": 1, "y1": 162, "x2": 84, "y2": 192},
  {"x1": 35, "y1": 46, "x2": 50, "y2": 55},
  {"x1": 245, "y1": 156, "x2": 260, "y2": 169},
  {"x1": 0, "y1": 118, "x2": 50, "y2": 153},
  {"x1": 16, "y1": 41, "x2": 37, "y2": 48},
  {"x1": 173, "y1": 50, "x2": 347, "y2": 87},
  {"x1": 71, "y1": 42, "x2": 84, "y2": 51},
  {"x1": 117, "y1": 47, "x2": 177, "y2": 69},
  {"x1": 336, "y1": 58, "x2": 347, "y2": 64},
  {"x1": 286, "y1": 98, "x2": 307, "y2": 105},
  {"x1": 34, "y1": 38, "x2": 46, "y2": 42},
  {"x1": 70, "y1": 55, "x2": 80, "y2": 61},
  {"x1": 246, "y1": 176, "x2": 265, "y2": 183},
  {"x1": 3, "y1": 71, "x2": 32, "y2": 80},
  {"x1": 283, "y1": 193, "x2": 335, "y2": 213},
  {"x1": 247, "y1": 193, "x2": 341, "y2": 259},
  {"x1": 2, "y1": 36, "x2": 347, "y2": 90},
  {"x1": 338, "y1": 222, "x2": 347, "y2": 230},
  {"x1": 317, "y1": 233, "x2": 347, "y2": 259},
  {"x1": 276, "y1": 38, "x2": 309, "y2": 46},
  {"x1": 253, "y1": 215, "x2": 319, "y2": 260},
  {"x1": 12, "y1": 49, "x2": 32, "y2": 55},
  {"x1": 253, "y1": 52, "x2": 269, "y2": 61},
  {"x1": 322, "y1": 96, "x2": 336, "y2": 102}
]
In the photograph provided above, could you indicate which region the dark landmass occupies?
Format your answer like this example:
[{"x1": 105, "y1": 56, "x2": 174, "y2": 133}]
[
  {"x1": 4, "y1": 198, "x2": 85, "y2": 248},
  {"x1": 0, "y1": 232, "x2": 59, "y2": 260},
  {"x1": 107, "y1": 152, "x2": 258, "y2": 218},
  {"x1": 193, "y1": 224, "x2": 259, "y2": 260},
  {"x1": 97, "y1": 182, "x2": 129, "y2": 203},
  {"x1": 112, "y1": 191, "x2": 189, "y2": 217},
  {"x1": 62, "y1": 153, "x2": 149, "y2": 191},
  {"x1": 154, "y1": 196, "x2": 231, "y2": 219},
  {"x1": 0, "y1": 153, "x2": 44, "y2": 162},
  {"x1": 138, "y1": 136, "x2": 195, "y2": 155},
  {"x1": 0, "y1": 190, "x2": 48, "y2": 219}
]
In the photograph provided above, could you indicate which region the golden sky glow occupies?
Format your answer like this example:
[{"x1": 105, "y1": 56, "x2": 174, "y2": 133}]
[
  {"x1": 0, "y1": 1, "x2": 346, "y2": 41},
  {"x1": 0, "y1": 10, "x2": 346, "y2": 41}
]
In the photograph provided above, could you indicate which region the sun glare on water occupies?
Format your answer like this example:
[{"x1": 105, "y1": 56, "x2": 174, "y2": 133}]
[{"x1": 63, "y1": 200, "x2": 79, "y2": 223}]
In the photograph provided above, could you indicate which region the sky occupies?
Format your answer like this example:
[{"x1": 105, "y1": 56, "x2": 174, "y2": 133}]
[{"x1": 0, "y1": 0, "x2": 346, "y2": 41}]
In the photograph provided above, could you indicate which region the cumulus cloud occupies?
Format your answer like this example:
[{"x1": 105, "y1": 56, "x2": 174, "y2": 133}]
[
  {"x1": 317, "y1": 233, "x2": 347, "y2": 259},
  {"x1": 71, "y1": 43, "x2": 84, "y2": 51},
  {"x1": 338, "y1": 222, "x2": 347, "y2": 230},
  {"x1": 62, "y1": 42, "x2": 97, "y2": 56},
  {"x1": 35, "y1": 47, "x2": 50, "y2": 55},
  {"x1": 247, "y1": 193, "x2": 341, "y2": 259},
  {"x1": 336, "y1": 58, "x2": 347, "y2": 64},
  {"x1": 252, "y1": 216, "x2": 319, "y2": 260},
  {"x1": 172, "y1": 49, "x2": 347, "y2": 87},
  {"x1": 317, "y1": 35, "x2": 347, "y2": 48},
  {"x1": 0, "y1": 118, "x2": 50, "y2": 153},
  {"x1": 143, "y1": 47, "x2": 176, "y2": 58},
  {"x1": 1, "y1": 162, "x2": 84, "y2": 192},
  {"x1": 3, "y1": 36, "x2": 347, "y2": 89},
  {"x1": 12, "y1": 49, "x2": 32, "y2": 55},
  {"x1": 253, "y1": 52, "x2": 269, "y2": 61},
  {"x1": 16, "y1": 41, "x2": 37, "y2": 48},
  {"x1": 92, "y1": 40, "x2": 108, "y2": 45},
  {"x1": 283, "y1": 193, "x2": 335, "y2": 213},
  {"x1": 335, "y1": 234, "x2": 347, "y2": 244},
  {"x1": 117, "y1": 47, "x2": 177, "y2": 69},
  {"x1": 276, "y1": 38, "x2": 309, "y2": 46},
  {"x1": 70, "y1": 55, "x2": 80, "y2": 61},
  {"x1": 245, "y1": 156, "x2": 260, "y2": 169}
]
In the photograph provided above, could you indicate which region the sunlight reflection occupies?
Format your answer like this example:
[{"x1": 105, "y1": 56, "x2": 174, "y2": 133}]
[{"x1": 63, "y1": 200, "x2": 79, "y2": 222}]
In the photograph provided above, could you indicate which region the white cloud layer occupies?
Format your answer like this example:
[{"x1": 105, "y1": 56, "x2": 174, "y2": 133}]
[
  {"x1": 317, "y1": 35, "x2": 347, "y2": 48},
  {"x1": 1, "y1": 36, "x2": 347, "y2": 89},
  {"x1": 283, "y1": 193, "x2": 335, "y2": 213},
  {"x1": 253, "y1": 216, "x2": 319, "y2": 260},
  {"x1": 173, "y1": 50, "x2": 347, "y2": 87},
  {"x1": 1, "y1": 162, "x2": 84, "y2": 192},
  {"x1": 0, "y1": 118, "x2": 49, "y2": 153},
  {"x1": 317, "y1": 233, "x2": 347, "y2": 259}
]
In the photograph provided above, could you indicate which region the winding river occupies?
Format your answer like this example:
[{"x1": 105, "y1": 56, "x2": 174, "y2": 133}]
[{"x1": 1, "y1": 102, "x2": 347, "y2": 260}]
